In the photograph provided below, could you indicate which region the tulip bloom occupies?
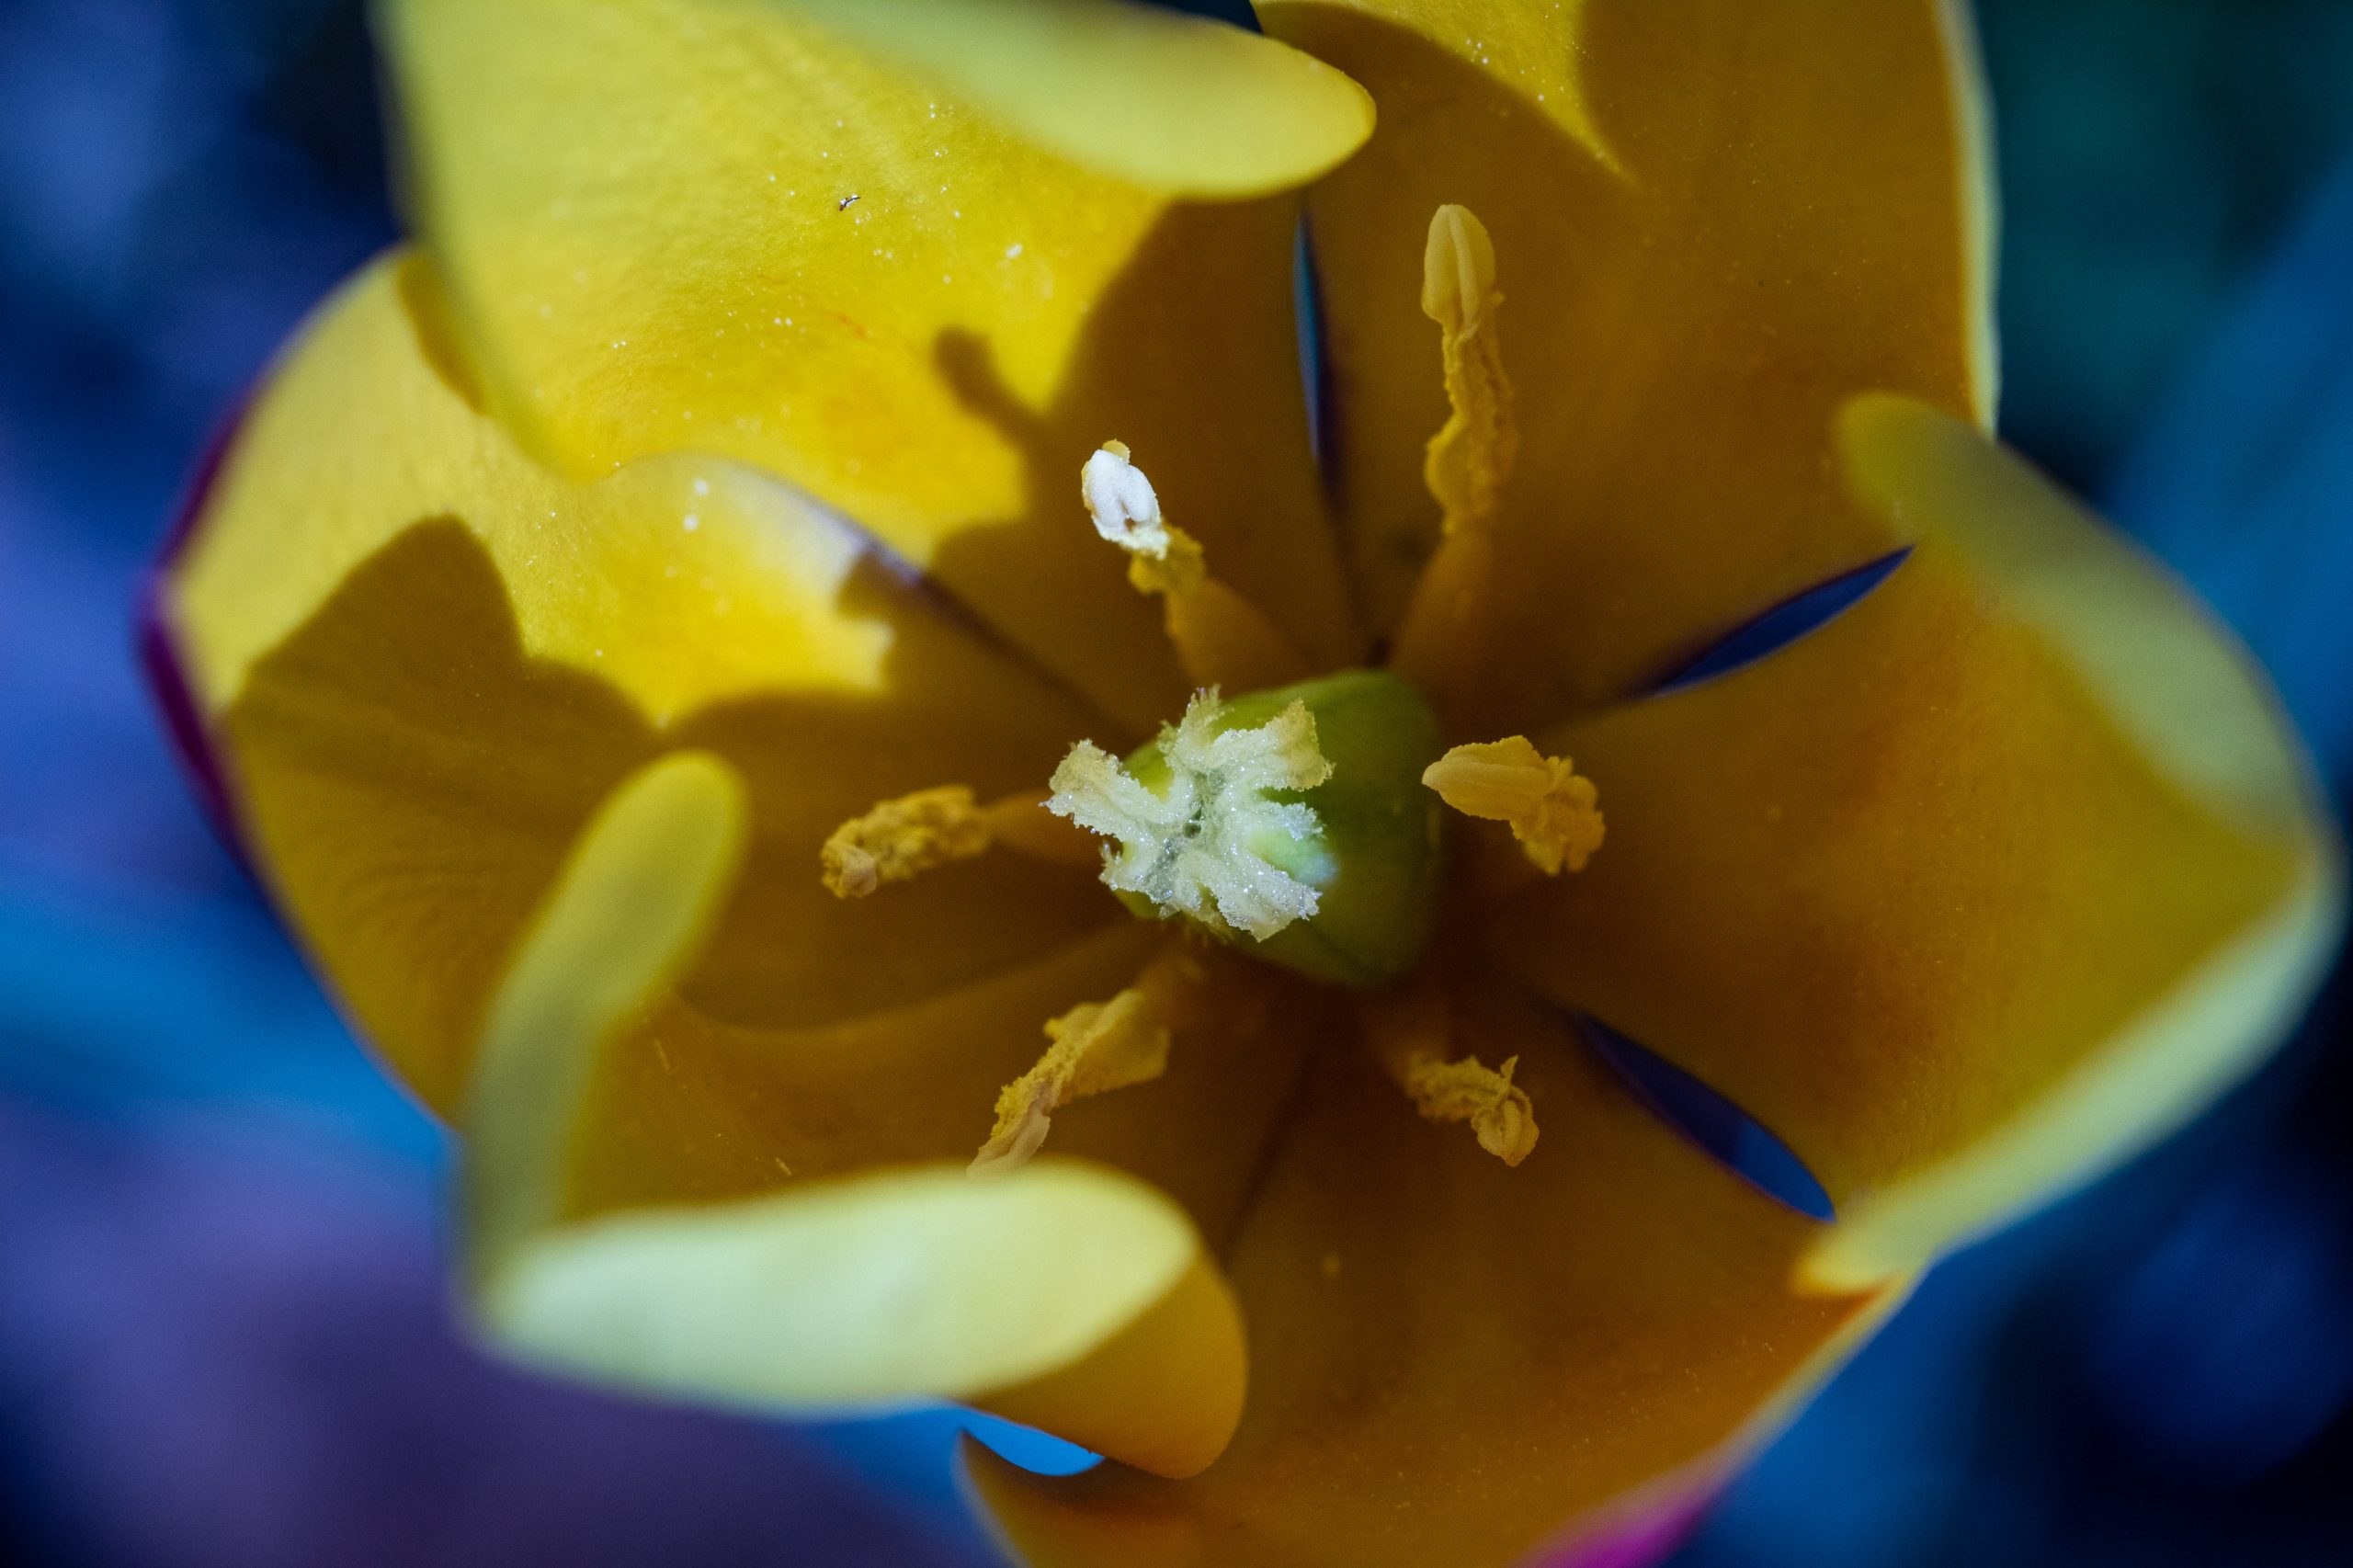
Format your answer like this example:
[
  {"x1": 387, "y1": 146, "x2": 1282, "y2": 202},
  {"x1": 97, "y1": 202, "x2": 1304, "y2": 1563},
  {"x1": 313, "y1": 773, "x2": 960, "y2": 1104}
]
[{"x1": 144, "y1": 1, "x2": 2341, "y2": 1564}]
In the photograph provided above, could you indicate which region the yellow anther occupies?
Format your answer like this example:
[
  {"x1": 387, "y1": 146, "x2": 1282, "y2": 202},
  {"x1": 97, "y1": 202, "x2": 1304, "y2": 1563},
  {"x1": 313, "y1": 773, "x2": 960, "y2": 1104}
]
[
  {"x1": 1392, "y1": 205, "x2": 1518, "y2": 699},
  {"x1": 1363, "y1": 986, "x2": 1539, "y2": 1166},
  {"x1": 1424, "y1": 737, "x2": 1605, "y2": 876},
  {"x1": 1081, "y1": 440, "x2": 1307, "y2": 691},
  {"x1": 820, "y1": 786, "x2": 990, "y2": 898},
  {"x1": 972, "y1": 948, "x2": 1206, "y2": 1175},
  {"x1": 1419, "y1": 203, "x2": 1517, "y2": 534},
  {"x1": 820, "y1": 787, "x2": 1097, "y2": 898}
]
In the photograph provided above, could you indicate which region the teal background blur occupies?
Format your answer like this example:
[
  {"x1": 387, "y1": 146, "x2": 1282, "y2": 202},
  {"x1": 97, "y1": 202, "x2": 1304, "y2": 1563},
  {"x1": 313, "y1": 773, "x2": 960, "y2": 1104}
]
[{"x1": 3, "y1": 2, "x2": 2351, "y2": 1563}]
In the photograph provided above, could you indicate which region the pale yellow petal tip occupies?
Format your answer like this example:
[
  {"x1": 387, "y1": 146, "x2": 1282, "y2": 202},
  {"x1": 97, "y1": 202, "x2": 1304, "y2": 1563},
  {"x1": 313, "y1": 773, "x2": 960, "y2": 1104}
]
[
  {"x1": 1424, "y1": 738, "x2": 1605, "y2": 875},
  {"x1": 819, "y1": 785, "x2": 992, "y2": 898},
  {"x1": 790, "y1": 0, "x2": 1373, "y2": 199},
  {"x1": 1049, "y1": 692, "x2": 1331, "y2": 939}
]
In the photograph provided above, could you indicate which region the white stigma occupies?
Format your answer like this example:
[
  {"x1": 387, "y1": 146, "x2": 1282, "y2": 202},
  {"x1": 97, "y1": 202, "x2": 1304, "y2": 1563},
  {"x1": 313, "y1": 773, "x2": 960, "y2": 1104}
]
[
  {"x1": 1048, "y1": 692, "x2": 1334, "y2": 941},
  {"x1": 1080, "y1": 441, "x2": 1172, "y2": 560}
]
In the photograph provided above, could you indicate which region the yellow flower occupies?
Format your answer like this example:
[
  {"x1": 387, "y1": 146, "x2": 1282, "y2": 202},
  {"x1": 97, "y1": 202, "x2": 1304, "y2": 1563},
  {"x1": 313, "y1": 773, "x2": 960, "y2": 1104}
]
[{"x1": 145, "y1": 1, "x2": 2341, "y2": 1563}]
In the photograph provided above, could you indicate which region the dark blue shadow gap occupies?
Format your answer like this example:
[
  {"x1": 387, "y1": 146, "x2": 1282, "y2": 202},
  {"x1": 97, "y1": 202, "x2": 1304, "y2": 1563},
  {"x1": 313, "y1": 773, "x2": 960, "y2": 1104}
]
[
  {"x1": 1293, "y1": 220, "x2": 1336, "y2": 488},
  {"x1": 1647, "y1": 549, "x2": 1914, "y2": 695},
  {"x1": 1577, "y1": 1016, "x2": 1838, "y2": 1222}
]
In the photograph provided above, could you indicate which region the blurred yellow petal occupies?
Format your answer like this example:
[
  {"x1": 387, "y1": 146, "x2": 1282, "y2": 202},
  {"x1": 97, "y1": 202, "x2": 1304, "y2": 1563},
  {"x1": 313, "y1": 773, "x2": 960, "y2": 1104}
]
[
  {"x1": 481, "y1": 886, "x2": 1321, "y2": 1477},
  {"x1": 462, "y1": 758, "x2": 1245, "y2": 1477},
  {"x1": 468, "y1": 750, "x2": 751, "y2": 1263},
  {"x1": 789, "y1": 0, "x2": 1375, "y2": 199},
  {"x1": 163, "y1": 256, "x2": 1117, "y2": 1111},
  {"x1": 1493, "y1": 396, "x2": 2341, "y2": 1291},
  {"x1": 973, "y1": 1015, "x2": 1899, "y2": 1567},
  {"x1": 490, "y1": 1165, "x2": 1245, "y2": 1477},
  {"x1": 1258, "y1": 0, "x2": 1990, "y2": 722},
  {"x1": 533, "y1": 932, "x2": 1320, "y2": 1471},
  {"x1": 382, "y1": 0, "x2": 1367, "y2": 729}
]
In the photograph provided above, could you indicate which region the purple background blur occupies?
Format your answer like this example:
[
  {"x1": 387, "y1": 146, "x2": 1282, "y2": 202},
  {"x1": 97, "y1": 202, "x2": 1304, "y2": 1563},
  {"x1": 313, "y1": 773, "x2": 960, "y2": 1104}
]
[{"x1": 3, "y1": 2, "x2": 2351, "y2": 1564}]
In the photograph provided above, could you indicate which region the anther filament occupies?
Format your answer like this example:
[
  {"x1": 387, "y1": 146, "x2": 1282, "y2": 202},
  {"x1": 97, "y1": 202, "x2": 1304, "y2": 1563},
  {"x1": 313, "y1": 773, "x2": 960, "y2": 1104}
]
[{"x1": 1082, "y1": 441, "x2": 1311, "y2": 692}]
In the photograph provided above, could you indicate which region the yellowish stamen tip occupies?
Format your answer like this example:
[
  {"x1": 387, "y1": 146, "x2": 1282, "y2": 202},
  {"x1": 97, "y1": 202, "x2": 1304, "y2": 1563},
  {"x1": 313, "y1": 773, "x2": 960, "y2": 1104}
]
[
  {"x1": 1423, "y1": 737, "x2": 1605, "y2": 876},
  {"x1": 1392, "y1": 205, "x2": 1518, "y2": 699},
  {"x1": 819, "y1": 785, "x2": 992, "y2": 898},
  {"x1": 1049, "y1": 690, "x2": 1332, "y2": 940},
  {"x1": 972, "y1": 949, "x2": 1203, "y2": 1175},
  {"x1": 1412, "y1": 1054, "x2": 1540, "y2": 1166},
  {"x1": 1365, "y1": 990, "x2": 1539, "y2": 1166},
  {"x1": 1419, "y1": 204, "x2": 1516, "y2": 539}
]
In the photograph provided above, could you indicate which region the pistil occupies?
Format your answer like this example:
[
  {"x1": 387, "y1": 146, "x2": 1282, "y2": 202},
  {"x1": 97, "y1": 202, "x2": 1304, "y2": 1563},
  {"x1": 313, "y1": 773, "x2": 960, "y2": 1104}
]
[{"x1": 1049, "y1": 689, "x2": 1335, "y2": 941}]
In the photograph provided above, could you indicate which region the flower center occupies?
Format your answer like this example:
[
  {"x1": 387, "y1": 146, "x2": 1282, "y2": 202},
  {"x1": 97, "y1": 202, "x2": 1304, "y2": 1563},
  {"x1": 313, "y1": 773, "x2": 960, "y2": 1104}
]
[
  {"x1": 812, "y1": 203, "x2": 1609, "y2": 1172},
  {"x1": 1047, "y1": 689, "x2": 1334, "y2": 942}
]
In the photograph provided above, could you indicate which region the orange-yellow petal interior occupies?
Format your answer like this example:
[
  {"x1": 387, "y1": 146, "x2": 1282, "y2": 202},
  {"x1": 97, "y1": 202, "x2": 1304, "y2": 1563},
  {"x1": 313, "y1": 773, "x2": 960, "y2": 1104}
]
[
  {"x1": 1259, "y1": 0, "x2": 1993, "y2": 726},
  {"x1": 1493, "y1": 397, "x2": 2340, "y2": 1291},
  {"x1": 974, "y1": 1003, "x2": 1901, "y2": 1568},
  {"x1": 463, "y1": 785, "x2": 1280, "y2": 1476}
]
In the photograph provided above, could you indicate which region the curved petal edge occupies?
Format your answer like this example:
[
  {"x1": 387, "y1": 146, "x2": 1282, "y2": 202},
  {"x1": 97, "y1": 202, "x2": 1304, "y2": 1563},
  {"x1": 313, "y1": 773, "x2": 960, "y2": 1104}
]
[{"x1": 1803, "y1": 393, "x2": 2345, "y2": 1290}]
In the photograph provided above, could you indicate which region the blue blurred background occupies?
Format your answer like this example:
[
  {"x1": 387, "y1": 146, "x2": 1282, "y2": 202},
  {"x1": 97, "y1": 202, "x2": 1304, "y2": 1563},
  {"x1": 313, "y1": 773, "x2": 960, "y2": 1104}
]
[{"x1": 2, "y1": 2, "x2": 2350, "y2": 1563}]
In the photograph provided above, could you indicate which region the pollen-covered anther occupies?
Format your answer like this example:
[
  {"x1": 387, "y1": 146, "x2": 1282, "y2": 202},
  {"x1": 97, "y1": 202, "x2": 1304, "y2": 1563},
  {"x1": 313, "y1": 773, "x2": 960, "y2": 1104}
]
[
  {"x1": 1080, "y1": 440, "x2": 1305, "y2": 690},
  {"x1": 1364, "y1": 987, "x2": 1539, "y2": 1166},
  {"x1": 972, "y1": 947, "x2": 1206, "y2": 1176},
  {"x1": 1392, "y1": 203, "x2": 1519, "y2": 699},
  {"x1": 1082, "y1": 440, "x2": 1199, "y2": 592},
  {"x1": 1418, "y1": 202, "x2": 1517, "y2": 531},
  {"x1": 1423, "y1": 736, "x2": 1605, "y2": 875},
  {"x1": 819, "y1": 786, "x2": 1095, "y2": 898},
  {"x1": 1049, "y1": 690, "x2": 1333, "y2": 941}
]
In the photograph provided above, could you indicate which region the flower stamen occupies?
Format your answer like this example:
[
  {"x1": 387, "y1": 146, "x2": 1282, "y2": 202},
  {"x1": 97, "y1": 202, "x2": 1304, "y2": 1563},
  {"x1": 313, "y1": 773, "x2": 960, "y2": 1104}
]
[
  {"x1": 1391, "y1": 205, "x2": 1518, "y2": 699},
  {"x1": 1363, "y1": 983, "x2": 1539, "y2": 1166},
  {"x1": 820, "y1": 786, "x2": 1095, "y2": 898},
  {"x1": 1049, "y1": 689, "x2": 1333, "y2": 940},
  {"x1": 1083, "y1": 441, "x2": 1310, "y2": 692},
  {"x1": 972, "y1": 945, "x2": 1207, "y2": 1175},
  {"x1": 1423, "y1": 736, "x2": 1605, "y2": 876}
]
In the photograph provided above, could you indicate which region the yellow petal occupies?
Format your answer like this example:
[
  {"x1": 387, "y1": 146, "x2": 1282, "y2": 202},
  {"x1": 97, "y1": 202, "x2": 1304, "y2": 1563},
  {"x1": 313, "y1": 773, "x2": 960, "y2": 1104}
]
[
  {"x1": 460, "y1": 766, "x2": 1244, "y2": 1477},
  {"x1": 381, "y1": 0, "x2": 1366, "y2": 729},
  {"x1": 478, "y1": 890, "x2": 1324, "y2": 1475},
  {"x1": 786, "y1": 0, "x2": 1375, "y2": 199},
  {"x1": 1258, "y1": 0, "x2": 1993, "y2": 718},
  {"x1": 468, "y1": 750, "x2": 750, "y2": 1263},
  {"x1": 163, "y1": 256, "x2": 1116, "y2": 1111},
  {"x1": 972, "y1": 1013, "x2": 1900, "y2": 1567},
  {"x1": 487, "y1": 1161, "x2": 1240, "y2": 1474},
  {"x1": 172, "y1": 257, "x2": 899, "y2": 726},
  {"x1": 487, "y1": 922, "x2": 1311, "y2": 1475},
  {"x1": 1492, "y1": 396, "x2": 2341, "y2": 1292}
]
